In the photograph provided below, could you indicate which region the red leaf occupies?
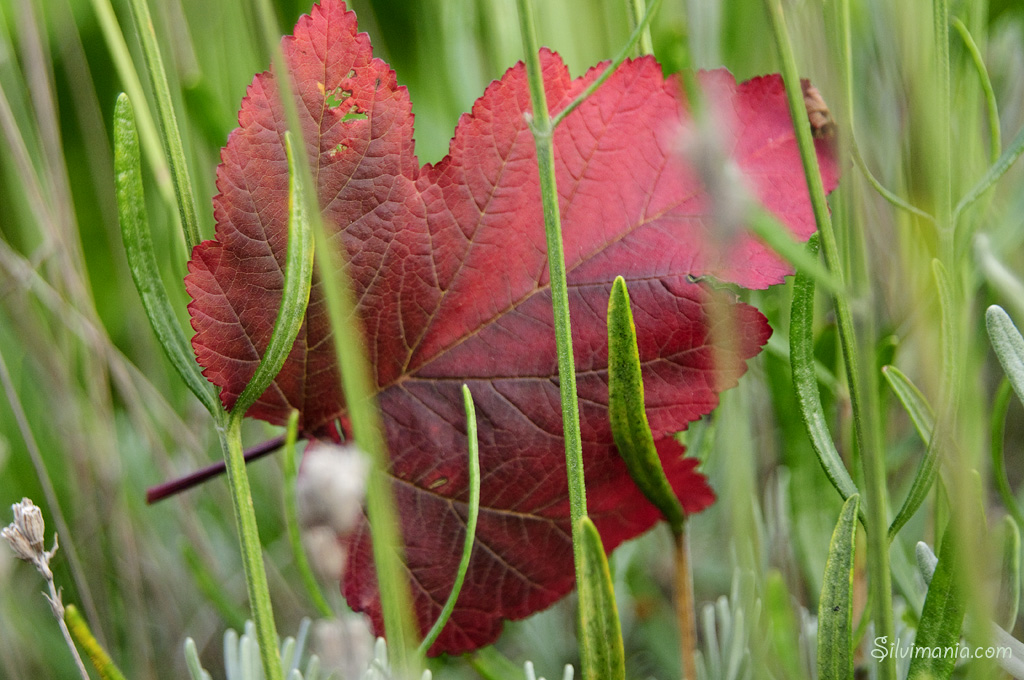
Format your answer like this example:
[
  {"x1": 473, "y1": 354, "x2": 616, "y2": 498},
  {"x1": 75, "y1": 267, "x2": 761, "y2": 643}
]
[{"x1": 186, "y1": 0, "x2": 838, "y2": 654}]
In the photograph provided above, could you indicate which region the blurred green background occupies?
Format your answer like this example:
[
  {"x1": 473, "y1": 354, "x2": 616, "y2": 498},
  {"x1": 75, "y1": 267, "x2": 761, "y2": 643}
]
[{"x1": 2, "y1": 0, "x2": 1024, "y2": 678}]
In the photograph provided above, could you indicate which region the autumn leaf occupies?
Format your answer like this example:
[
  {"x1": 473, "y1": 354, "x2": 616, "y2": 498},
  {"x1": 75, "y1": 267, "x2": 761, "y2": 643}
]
[{"x1": 185, "y1": 0, "x2": 837, "y2": 654}]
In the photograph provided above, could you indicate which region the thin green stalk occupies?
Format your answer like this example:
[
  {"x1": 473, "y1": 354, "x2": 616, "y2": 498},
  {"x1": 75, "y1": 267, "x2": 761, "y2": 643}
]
[
  {"x1": 84, "y1": 0, "x2": 177, "y2": 225},
  {"x1": 763, "y1": 2, "x2": 895, "y2": 678},
  {"x1": 282, "y1": 410, "x2": 333, "y2": 618},
  {"x1": 933, "y1": 0, "x2": 953, "y2": 262},
  {"x1": 218, "y1": 417, "x2": 282, "y2": 680},
  {"x1": 515, "y1": 0, "x2": 588, "y2": 562},
  {"x1": 313, "y1": 213, "x2": 418, "y2": 675},
  {"x1": 124, "y1": 0, "x2": 203, "y2": 250},
  {"x1": 951, "y1": 18, "x2": 1000, "y2": 164},
  {"x1": 215, "y1": 131, "x2": 315, "y2": 680},
  {"x1": 416, "y1": 385, "x2": 481, "y2": 657},
  {"x1": 249, "y1": 0, "x2": 419, "y2": 668},
  {"x1": 550, "y1": 0, "x2": 662, "y2": 129},
  {"x1": 625, "y1": 0, "x2": 654, "y2": 56}
]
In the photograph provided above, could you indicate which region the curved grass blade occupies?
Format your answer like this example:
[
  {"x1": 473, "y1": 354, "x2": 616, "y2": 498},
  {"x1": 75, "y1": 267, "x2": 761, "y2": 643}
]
[
  {"x1": 951, "y1": 18, "x2": 1000, "y2": 164},
  {"x1": 114, "y1": 93, "x2": 219, "y2": 417},
  {"x1": 907, "y1": 522, "x2": 965, "y2": 680},
  {"x1": 991, "y1": 379, "x2": 1024, "y2": 531},
  {"x1": 282, "y1": 410, "x2": 333, "y2": 618},
  {"x1": 417, "y1": 385, "x2": 482, "y2": 657},
  {"x1": 817, "y1": 494, "x2": 859, "y2": 680},
  {"x1": 987, "y1": 305, "x2": 1024, "y2": 408},
  {"x1": 230, "y1": 130, "x2": 315, "y2": 420},
  {"x1": 577, "y1": 517, "x2": 626, "y2": 680},
  {"x1": 789, "y1": 234, "x2": 862, "y2": 517},
  {"x1": 606, "y1": 276, "x2": 685, "y2": 533},
  {"x1": 883, "y1": 365, "x2": 938, "y2": 542}
]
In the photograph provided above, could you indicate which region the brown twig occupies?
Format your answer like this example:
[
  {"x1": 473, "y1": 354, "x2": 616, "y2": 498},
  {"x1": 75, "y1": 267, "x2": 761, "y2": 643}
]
[{"x1": 146, "y1": 435, "x2": 287, "y2": 503}]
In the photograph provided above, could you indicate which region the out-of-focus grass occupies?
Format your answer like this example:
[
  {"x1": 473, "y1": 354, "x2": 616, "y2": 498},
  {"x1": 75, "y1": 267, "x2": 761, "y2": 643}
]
[{"x1": 1, "y1": 0, "x2": 1024, "y2": 678}]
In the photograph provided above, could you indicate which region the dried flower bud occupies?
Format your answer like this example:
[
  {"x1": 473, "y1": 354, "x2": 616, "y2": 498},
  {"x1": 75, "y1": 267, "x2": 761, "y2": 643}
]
[
  {"x1": 12, "y1": 498, "x2": 45, "y2": 553},
  {"x1": 2, "y1": 523, "x2": 36, "y2": 562}
]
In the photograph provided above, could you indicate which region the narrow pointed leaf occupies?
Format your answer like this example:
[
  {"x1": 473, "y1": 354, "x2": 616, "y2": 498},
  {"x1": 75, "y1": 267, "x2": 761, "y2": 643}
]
[
  {"x1": 114, "y1": 93, "x2": 219, "y2": 417},
  {"x1": 817, "y1": 494, "x2": 859, "y2": 680},
  {"x1": 789, "y1": 234, "x2": 860, "y2": 509},
  {"x1": 908, "y1": 522, "x2": 966, "y2": 680},
  {"x1": 228, "y1": 131, "x2": 315, "y2": 420},
  {"x1": 417, "y1": 385, "x2": 481, "y2": 657},
  {"x1": 577, "y1": 517, "x2": 625, "y2": 680},
  {"x1": 607, "y1": 276, "x2": 686, "y2": 534},
  {"x1": 988, "y1": 306, "x2": 1024, "y2": 407}
]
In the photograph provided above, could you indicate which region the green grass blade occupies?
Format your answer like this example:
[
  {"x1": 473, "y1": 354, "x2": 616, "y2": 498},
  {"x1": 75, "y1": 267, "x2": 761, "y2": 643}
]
[
  {"x1": 576, "y1": 517, "x2": 626, "y2": 680},
  {"x1": 907, "y1": 521, "x2": 966, "y2": 680},
  {"x1": 817, "y1": 494, "x2": 859, "y2": 680},
  {"x1": 124, "y1": 0, "x2": 203, "y2": 250},
  {"x1": 282, "y1": 410, "x2": 333, "y2": 618},
  {"x1": 606, "y1": 276, "x2": 685, "y2": 534},
  {"x1": 987, "y1": 305, "x2": 1024, "y2": 408},
  {"x1": 230, "y1": 131, "x2": 314, "y2": 420},
  {"x1": 114, "y1": 93, "x2": 219, "y2": 417},
  {"x1": 84, "y1": 0, "x2": 177, "y2": 224},
  {"x1": 417, "y1": 385, "x2": 482, "y2": 657},
  {"x1": 990, "y1": 379, "x2": 1024, "y2": 531},
  {"x1": 789, "y1": 234, "x2": 862, "y2": 514}
]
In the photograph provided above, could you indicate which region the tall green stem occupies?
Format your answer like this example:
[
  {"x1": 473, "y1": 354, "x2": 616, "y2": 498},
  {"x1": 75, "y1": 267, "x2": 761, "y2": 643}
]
[
  {"x1": 249, "y1": 0, "x2": 419, "y2": 670},
  {"x1": 124, "y1": 0, "x2": 203, "y2": 251},
  {"x1": 514, "y1": 0, "x2": 588, "y2": 538},
  {"x1": 763, "y1": 2, "x2": 895, "y2": 678},
  {"x1": 625, "y1": 0, "x2": 654, "y2": 56},
  {"x1": 219, "y1": 416, "x2": 281, "y2": 680}
]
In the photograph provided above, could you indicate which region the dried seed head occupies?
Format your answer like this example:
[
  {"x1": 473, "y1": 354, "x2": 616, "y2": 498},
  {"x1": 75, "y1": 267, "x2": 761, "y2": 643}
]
[
  {"x1": 2, "y1": 523, "x2": 36, "y2": 562},
  {"x1": 12, "y1": 498, "x2": 45, "y2": 553}
]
